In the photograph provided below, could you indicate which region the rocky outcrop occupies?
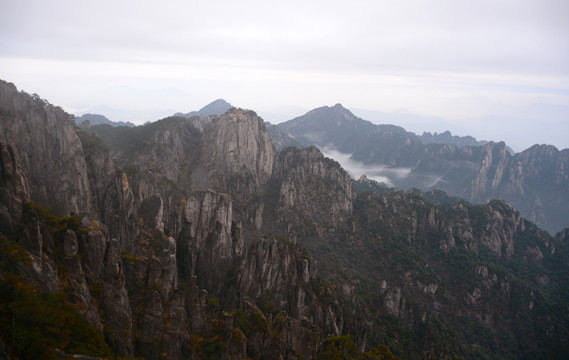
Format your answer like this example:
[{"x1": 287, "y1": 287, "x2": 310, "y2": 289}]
[
  {"x1": 199, "y1": 109, "x2": 277, "y2": 204},
  {"x1": 133, "y1": 118, "x2": 202, "y2": 183},
  {"x1": 239, "y1": 235, "x2": 316, "y2": 316},
  {"x1": 234, "y1": 234, "x2": 346, "y2": 359},
  {"x1": 469, "y1": 141, "x2": 510, "y2": 198},
  {"x1": 0, "y1": 142, "x2": 30, "y2": 239},
  {"x1": 273, "y1": 146, "x2": 354, "y2": 240},
  {"x1": 177, "y1": 190, "x2": 243, "y2": 294},
  {"x1": 0, "y1": 80, "x2": 91, "y2": 217}
]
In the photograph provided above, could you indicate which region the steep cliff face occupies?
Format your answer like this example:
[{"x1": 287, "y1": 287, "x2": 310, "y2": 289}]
[
  {"x1": 198, "y1": 109, "x2": 277, "y2": 229},
  {"x1": 177, "y1": 190, "x2": 243, "y2": 295},
  {"x1": 456, "y1": 141, "x2": 569, "y2": 233},
  {"x1": 271, "y1": 146, "x2": 354, "y2": 241},
  {"x1": 234, "y1": 234, "x2": 345, "y2": 359},
  {"x1": 0, "y1": 80, "x2": 92, "y2": 217},
  {"x1": 468, "y1": 141, "x2": 510, "y2": 199},
  {"x1": 0, "y1": 141, "x2": 30, "y2": 237}
]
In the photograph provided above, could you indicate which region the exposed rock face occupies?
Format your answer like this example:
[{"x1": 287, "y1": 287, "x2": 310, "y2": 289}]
[
  {"x1": 177, "y1": 190, "x2": 243, "y2": 294},
  {"x1": 134, "y1": 118, "x2": 201, "y2": 182},
  {"x1": 239, "y1": 235, "x2": 316, "y2": 315},
  {"x1": 235, "y1": 234, "x2": 345, "y2": 359},
  {"x1": 1, "y1": 80, "x2": 568, "y2": 360},
  {"x1": 0, "y1": 142, "x2": 30, "y2": 237},
  {"x1": 470, "y1": 141, "x2": 510, "y2": 198},
  {"x1": 0, "y1": 80, "x2": 92, "y2": 217},
  {"x1": 273, "y1": 146, "x2": 354, "y2": 240},
  {"x1": 100, "y1": 238, "x2": 134, "y2": 356},
  {"x1": 200, "y1": 109, "x2": 277, "y2": 202}
]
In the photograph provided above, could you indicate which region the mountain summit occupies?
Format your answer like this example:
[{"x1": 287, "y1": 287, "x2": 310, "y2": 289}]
[
  {"x1": 198, "y1": 98, "x2": 233, "y2": 116},
  {"x1": 176, "y1": 98, "x2": 234, "y2": 119}
]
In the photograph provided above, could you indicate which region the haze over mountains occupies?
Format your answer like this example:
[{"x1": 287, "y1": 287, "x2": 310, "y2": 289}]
[
  {"x1": 75, "y1": 113, "x2": 136, "y2": 128},
  {"x1": 78, "y1": 99, "x2": 568, "y2": 234},
  {"x1": 1, "y1": 80, "x2": 568, "y2": 359},
  {"x1": 276, "y1": 104, "x2": 569, "y2": 234}
]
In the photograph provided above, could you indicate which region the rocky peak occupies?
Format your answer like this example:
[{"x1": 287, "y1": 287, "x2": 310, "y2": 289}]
[
  {"x1": 199, "y1": 99, "x2": 233, "y2": 115},
  {"x1": 200, "y1": 108, "x2": 277, "y2": 201},
  {"x1": 470, "y1": 141, "x2": 511, "y2": 197},
  {"x1": 180, "y1": 99, "x2": 234, "y2": 119},
  {"x1": 302, "y1": 103, "x2": 362, "y2": 124}
]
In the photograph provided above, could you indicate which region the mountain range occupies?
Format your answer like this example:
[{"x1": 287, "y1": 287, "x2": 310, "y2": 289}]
[
  {"x1": 0, "y1": 80, "x2": 568, "y2": 359},
  {"x1": 75, "y1": 113, "x2": 136, "y2": 128},
  {"x1": 277, "y1": 104, "x2": 569, "y2": 234}
]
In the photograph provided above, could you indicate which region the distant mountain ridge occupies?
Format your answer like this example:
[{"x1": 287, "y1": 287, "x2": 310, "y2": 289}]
[
  {"x1": 277, "y1": 104, "x2": 569, "y2": 233},
  {"x1": 265, "y1": 122, "x2": 304, "y2": 151},
  {"x1": 75, "y1": 113, "x2": 136, "y2": 127},
  {"x1": 419, "y1": 130, "x2": 486, "y2": 148}
]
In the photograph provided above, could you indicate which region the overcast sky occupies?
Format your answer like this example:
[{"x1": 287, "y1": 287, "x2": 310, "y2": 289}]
[{"x1": 1, "y1": 0, "x2": 568, "y2": 151}]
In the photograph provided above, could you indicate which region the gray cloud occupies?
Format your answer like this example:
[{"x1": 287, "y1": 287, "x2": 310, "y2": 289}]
[
  {"x1": 0, "y1": 0, "x2": 567, "y2": 149},
  {"x1": 2, "y1": 0, "x2": 567, "y2": 75}
]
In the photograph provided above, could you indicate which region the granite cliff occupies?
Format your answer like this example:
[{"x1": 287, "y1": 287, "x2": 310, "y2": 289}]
[{"x1": 0, "y1": 80, "x2": 567, "y2": 359}]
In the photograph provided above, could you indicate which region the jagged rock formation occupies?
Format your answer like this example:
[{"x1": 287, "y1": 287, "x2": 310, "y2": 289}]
[
  {"x1": 200, "y1": 109, "x2": 276, "y2": 201},
  {"x1": 277, "y1": 104, "x2": 569, "y2": 234},
  {"x1": 419, "y1": 130, "x2": 487, "y2": 148},
  {"x1": 0, "y1": 79, "x2": 568, "y2": 360},
  {"x1": 270, "y1": 146, "x2": 354, "y2": 242}
]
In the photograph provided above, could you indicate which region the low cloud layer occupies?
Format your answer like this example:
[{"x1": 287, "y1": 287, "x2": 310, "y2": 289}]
[{"x1": 320, "y1": 147, "x2": 412, "y2": 187}]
